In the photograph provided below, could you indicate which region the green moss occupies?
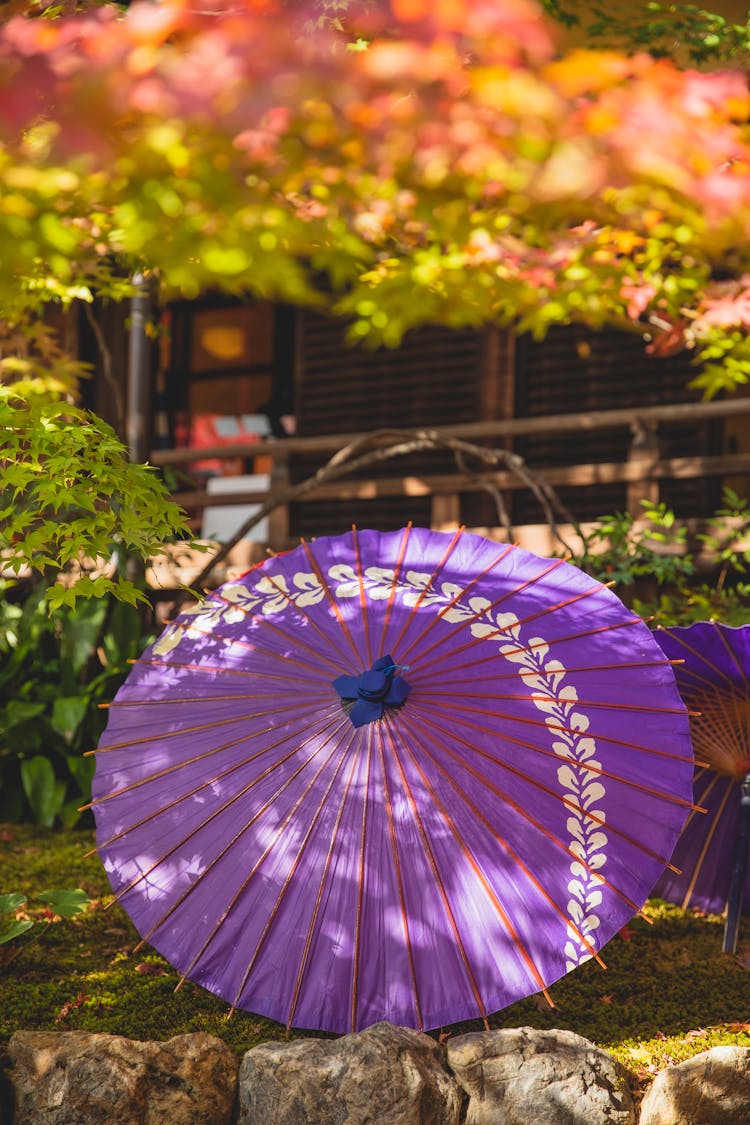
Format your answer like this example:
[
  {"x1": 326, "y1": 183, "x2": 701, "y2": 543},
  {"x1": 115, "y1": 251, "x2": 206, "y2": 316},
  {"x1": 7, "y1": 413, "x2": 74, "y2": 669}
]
[{"x1": 3, "y1": 824, "x2": 750, "y2": 1084}]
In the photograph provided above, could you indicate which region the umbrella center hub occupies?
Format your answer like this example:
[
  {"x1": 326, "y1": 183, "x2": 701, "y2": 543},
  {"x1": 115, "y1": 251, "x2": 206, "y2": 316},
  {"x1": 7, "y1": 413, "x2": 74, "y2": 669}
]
[
  {"x1": 332, "y1": 654, "x2": 412, "y2": 728},
  {"x1": 357, "y1": 669, "x2": 390, "y2": 702}
]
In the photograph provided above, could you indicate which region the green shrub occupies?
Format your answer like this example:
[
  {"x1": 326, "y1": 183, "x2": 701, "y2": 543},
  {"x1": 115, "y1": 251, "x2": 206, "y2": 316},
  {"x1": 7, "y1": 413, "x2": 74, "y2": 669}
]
[{"x1": 0, "y1": 582, "x2": 152, "y2": 826}]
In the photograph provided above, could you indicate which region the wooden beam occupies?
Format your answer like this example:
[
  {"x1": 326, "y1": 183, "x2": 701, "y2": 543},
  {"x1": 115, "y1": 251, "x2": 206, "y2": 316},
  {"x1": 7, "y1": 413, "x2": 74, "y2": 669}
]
[
  {"x1": 149, "y1": 396, "x2": 750, "y2": 467},
  {"x1": 171, "y1": 451, "x2": 750, "y2": 511}
]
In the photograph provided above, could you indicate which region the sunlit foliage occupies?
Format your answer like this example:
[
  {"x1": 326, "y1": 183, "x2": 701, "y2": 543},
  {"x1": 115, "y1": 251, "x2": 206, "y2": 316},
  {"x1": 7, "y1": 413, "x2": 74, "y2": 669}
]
[{"x1": 3, "y1": 0, "x2": 750, "y2": 595}]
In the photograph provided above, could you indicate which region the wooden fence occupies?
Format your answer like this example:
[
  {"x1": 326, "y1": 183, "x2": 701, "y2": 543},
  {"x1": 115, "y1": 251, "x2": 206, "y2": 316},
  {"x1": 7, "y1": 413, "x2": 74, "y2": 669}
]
[{"x1": 149, "y1": 397, "x2": 750, "y2": 550}]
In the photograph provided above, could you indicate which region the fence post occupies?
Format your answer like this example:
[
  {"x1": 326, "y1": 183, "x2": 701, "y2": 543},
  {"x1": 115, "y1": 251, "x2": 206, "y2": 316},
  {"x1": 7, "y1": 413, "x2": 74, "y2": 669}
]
[
  {"x1": 267, "y1": 449, "x2": 291, "y2": 547},
  {"x1": 626, "y1": 419, "x2": 660, "y2": 513}
]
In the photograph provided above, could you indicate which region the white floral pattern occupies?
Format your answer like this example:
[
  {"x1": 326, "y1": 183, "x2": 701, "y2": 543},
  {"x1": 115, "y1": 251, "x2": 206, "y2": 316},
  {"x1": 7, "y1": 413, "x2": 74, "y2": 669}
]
[{"x1": 153, "y1": 559, "x2": 606, "y2": 967}]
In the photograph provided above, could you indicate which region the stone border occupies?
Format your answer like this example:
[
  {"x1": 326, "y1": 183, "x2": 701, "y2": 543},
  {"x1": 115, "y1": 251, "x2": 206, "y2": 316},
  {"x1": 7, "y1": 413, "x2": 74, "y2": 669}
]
[{"x1": 4, "y1": 1023, "x2": 750, "y2": 1124}]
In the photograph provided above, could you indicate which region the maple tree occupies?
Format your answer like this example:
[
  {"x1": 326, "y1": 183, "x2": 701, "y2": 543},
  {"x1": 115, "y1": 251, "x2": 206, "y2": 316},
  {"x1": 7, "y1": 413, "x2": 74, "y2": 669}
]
[{"x1": 2, "y1": 0, "x2": 750, "y2": 598}]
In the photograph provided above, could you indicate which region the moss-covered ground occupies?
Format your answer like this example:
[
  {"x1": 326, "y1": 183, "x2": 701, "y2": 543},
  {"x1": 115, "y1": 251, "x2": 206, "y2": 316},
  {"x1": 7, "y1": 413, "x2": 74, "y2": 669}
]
[{"x1": 3, "y1": 822, "x2": 750, "y2": 1091}]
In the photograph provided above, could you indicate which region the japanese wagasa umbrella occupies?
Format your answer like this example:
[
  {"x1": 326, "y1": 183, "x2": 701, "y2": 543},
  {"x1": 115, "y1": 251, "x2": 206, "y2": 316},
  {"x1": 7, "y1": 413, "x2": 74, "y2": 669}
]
[
  {"x1": 653, "y1": 621, "x2": 750, "y2": 952},
  {"x1": 89, "y1": 527, "x2": 695, "y2": 1033}
]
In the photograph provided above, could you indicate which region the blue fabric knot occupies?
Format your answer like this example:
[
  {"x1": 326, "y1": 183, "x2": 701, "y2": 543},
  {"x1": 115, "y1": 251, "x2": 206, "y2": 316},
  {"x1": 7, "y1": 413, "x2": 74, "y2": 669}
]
[{"x1": 333, "y1": 654, "x2": 411, "y2": 728}]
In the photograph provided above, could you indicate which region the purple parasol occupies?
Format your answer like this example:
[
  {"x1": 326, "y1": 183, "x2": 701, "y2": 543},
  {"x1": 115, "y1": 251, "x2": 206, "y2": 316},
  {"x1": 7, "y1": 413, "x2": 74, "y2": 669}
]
[
  {"x1": 89, "y1": 527, "x2": 695, "y2": 1033},
  {"x1": 653, "y1": 621, "x2": 750, "y2": 951}
]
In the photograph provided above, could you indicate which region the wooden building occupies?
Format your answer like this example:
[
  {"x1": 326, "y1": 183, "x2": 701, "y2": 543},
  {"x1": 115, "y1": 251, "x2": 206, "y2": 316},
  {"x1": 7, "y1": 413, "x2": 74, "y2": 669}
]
[{"x1": 76, "y1": 291, "x2": 750, "y2": 564}]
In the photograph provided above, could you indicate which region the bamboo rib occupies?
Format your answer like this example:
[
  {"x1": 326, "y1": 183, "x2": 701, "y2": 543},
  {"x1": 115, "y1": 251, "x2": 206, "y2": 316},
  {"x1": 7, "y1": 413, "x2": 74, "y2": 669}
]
[
  {"x1": 381, "y1": 717, "x2": 492, "y2": 1021},
  {"x1": 713, "y1": 624, "x2": 750, "y2": 689},
  {"x1": 410, "y1": 710, "x2": 685, "y2": 874},
  {"x1": 658, "y1": 627, "x2": 743, "y2": 693},
  {"x1": 407, "y1": 696, "x2": 699, "y2": 811},
  {"x1": 101, "y1": 689, "x2": 330, "y2": 709},
  {"x1": 680, "y1": 773, "x2": 735, "y2": 911},
  {"x1": 145, "y1": 617, "x2": 342, "y2": 676},
  {"x1": 85, "y1": 704, "x2": 343, "y2": 843},
  {"x1": 403, "y1": 557, "x2": 569, "y2": 672},
  {"x1": 130, "y1": 720, "x2": 350, "y2": 949},
  {"x1": 107, "y1": 710, "x2": 351, "y2": 914},
  {"x1": 351, "y1": 723, "x2": 374, "y2": 1033},
  {"x1": 413, "y1": 696, "x2": 698, "y2": 767},
  {"x1": 397, "y1": 542, "x2": 516, "y2": 663},
  {"x1": 298, "y1": 537, "x2": 362, "y2": 667},
  {"x1": 402, "y1": 617, "x2": 645, "y2": 682},
  {"x1": 351, "y1": 526, "x2": 373, "y2": 669},
  {"x1": 129, "y1": 657, "x2": 332, "y2": 682},
  {"x1": 377, "y1": 523, "x2": 413, "y2": 659},
  {"x1": 394, "y1": 711, "x2": 606, "y2": 970},
  {"x1": 404, "y1": 710, "x2": 645, "y2": 917},
  {"x1": 285, "y1": 739, "x2": 365, "y2": 1032},
  {"x1": 139, "y1": 721, "x2": 354, "y2": 958},
  {"x1": 375, "y1": 720, "x2": 424, "y2": 1031},
  {"x1": 408, "y1": 659, "x2": 684, "y2": 689},
  {"x1": 413, "y1": 688, "x2": 693, "y2": 717},
  {"x1": 86, "y1": 695, "x2": 330, "y2": 757},
  {"x1": 227, "y1": 732, "x2": 359, "y2": 1013},
  {"x1": 409, "y1": 581, "x2": 613, "y2": 679},
  {"x1": 685, "y1": 692, "x2": 750, "y2": 775},
  {"x1": 386, "y1": 525, "x2": 466, "y2": 658}
]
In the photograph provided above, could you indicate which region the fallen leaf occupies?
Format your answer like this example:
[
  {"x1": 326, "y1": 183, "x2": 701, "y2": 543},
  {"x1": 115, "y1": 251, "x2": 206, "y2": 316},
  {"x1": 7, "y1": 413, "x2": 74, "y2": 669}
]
[
  {"x1": 55, "y1": 991, "x2": 89, "y2": 1024},
  {"x1": 134, "y1": 962, "x2": 166, "y2": 976},
  {"x1": 618, "y1": 924, "x2": 635, "y2": 941},
  {"x1": 600, "y1": 994, "x2": 614, "y2": 1004}
]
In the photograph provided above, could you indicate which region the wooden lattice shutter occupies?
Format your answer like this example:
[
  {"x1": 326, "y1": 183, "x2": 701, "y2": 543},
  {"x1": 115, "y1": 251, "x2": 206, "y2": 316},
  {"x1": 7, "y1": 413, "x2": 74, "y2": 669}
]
[
  {"x1": 513, "y1": 325, "x2": 720, "y2": 524},
  {"x1": 291, "y1": 312, "x2": 494, "y2": 537}
]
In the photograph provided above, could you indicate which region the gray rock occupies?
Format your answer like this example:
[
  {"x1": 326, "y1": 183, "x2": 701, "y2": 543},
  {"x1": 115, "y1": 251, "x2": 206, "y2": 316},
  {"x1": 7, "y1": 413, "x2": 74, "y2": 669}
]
[
  {"x1": 237, "y1": 1020, "x2": 462, "y2": 1124},
  {"x1": 639, "y1": 1045, "x2": 750, "y2": 1125},
  {"x1": 447, "y1": 1026, "x2": 636, "y2": 1124},
  {"x1": 7, "y1": 1030, "x2": 238, "y2": 1124}
]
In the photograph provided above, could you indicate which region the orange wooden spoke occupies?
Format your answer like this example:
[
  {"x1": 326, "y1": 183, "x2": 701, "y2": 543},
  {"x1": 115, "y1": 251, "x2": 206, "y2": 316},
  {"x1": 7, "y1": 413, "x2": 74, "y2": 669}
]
[
  {"x1": 713, "y1": 623, "x2": 750, "y2": 689},
  {"x1": 215, "y1": 578, "x2": 350, "y2": 665},
  {"x1": 410, "y1": 658, "x2": 682, "y2": 689},
  {"x1": 131, "y1": 658, "x2": 329, "y2": 681},
  {"x1": 407, "y1": 617, "x2": 645, "y2": 683},
  {"x1": 680, "y1": 774, "x2": 735, "y2": 910},
  {"x1": 111, "y1": 711, "x2": 349, "y2": 914},
  {"x1": 381, "y1": 716, "x2": 491, "y2": 1019},
  {"x1": 410, "y1": 710, "x2": 686, "y2": 874},
  {"x1": 86, "y1": 695, "x2": 330, "y2": 757},
  {"x1": 387, "y1": 525, "x2": 465, "y2": 657},
  {"x1": 285, "y1": 737, "x2": 365, "y2": 1032},
  {"x1": 299, "y1": 537, "x2": 359, "y2": 666},
  {"x1": 102, "y1": 689, "x2": 328, "y2": 709},
  {"x1": 413, "y1": 696, "x2": 698, "y2": 766},
  {"x1": 404, "y1": 710, "x2": 644, "y2": 917},
  {"x1": 154, "y1": 617, "x2": 342, "y2": 675},
  {"x1": 227, "y1": 728, "x2": 359, "y2": 1011},
  {"x1": 394, "y1": 712, "x2": 606, "y2": 969},
  {"x1": 398, "y1": 541, "x2": 516, "y2": 662},
  {"x1": 410, "y1": 581, "x2": 610, "y2": 679},
  {"x1": 408, "y1": 698, "x2": 700, "y2": 809},
  {"x1": 85, "y1": 704, "x2": 343, "y2": 836},
  {"x1": 414, "y1": 687, "x2": 692, "y2": 717},
  {"x1": 351, "y1": 723, "x2": 374, "y2": 1033},
  {"x1": 137, "y1": 720, "x2": 354, "y2": 954},
  {"x1": 378, "y1": 523, "x2": 413, "y2": 659},
  {"x1": 375, "y1": 720, "x2": 424, "y2": 1030},
  {"x1": 351, "y1": 525, "x2": 373, "y2": 668},
  {"x1": 657, "y1": 626, "x2": 743, "y2": 693}
]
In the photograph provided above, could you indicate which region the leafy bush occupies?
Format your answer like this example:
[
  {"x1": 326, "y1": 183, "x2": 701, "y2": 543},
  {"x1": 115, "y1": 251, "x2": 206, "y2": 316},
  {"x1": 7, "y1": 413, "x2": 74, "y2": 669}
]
[
  {"x1": 0, "y1": 581, "x2": 152, "y2": 826},
  {"x1": 570, "y1": 489, "x2": 750, "y2": 626}
]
